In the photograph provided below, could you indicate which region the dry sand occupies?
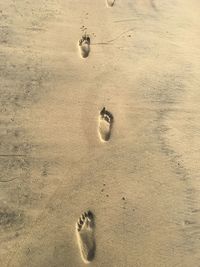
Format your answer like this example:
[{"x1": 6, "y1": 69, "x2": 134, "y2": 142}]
[{"x1": 0, "y1": 0, "x2": 200, "y2": 266}]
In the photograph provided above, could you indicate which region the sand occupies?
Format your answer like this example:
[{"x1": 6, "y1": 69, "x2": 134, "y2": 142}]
[{"x1": 0, "y1": 0, "x2": 200, "y2": 266}]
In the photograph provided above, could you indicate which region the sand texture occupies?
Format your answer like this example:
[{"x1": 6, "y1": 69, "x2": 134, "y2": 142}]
[{"x1": 0, "y1": 0, "x2": 200, "y2": 266}]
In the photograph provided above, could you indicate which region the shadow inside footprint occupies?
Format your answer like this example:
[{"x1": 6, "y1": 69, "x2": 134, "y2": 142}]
[
  {"x1": 98, "y1": 107, "x2": 113, "y2": 142},
  {"x1": 106, "y1": 0, "x2": 115, "y2": 7},
  {"x1": 78, "y1": 34, "x2": 90, "y2": 58},
  {"x1": 76, "y1": 211, "x2": 96, "y2": 263}
]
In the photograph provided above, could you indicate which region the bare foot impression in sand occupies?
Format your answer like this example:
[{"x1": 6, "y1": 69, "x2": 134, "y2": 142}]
[
  {"x1": 106, "y1": 0, "x2": 115, "y2": 7},
  {"x1": 78, "y1": 34, "x2": 90, "y2": 58},
  {"x1": 76, "y1": 211, "x2": 96, "y2": 263},
  {"x1": 98, "y1": 107, "x2": 113, "y2": 142}
]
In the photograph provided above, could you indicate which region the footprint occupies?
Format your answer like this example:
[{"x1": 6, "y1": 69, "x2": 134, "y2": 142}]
[
  {"x1": 98, "y1": 107, "x2": 113, "y2": 142},
  {"x1": 106, "y1": 0, "x2": 115, "y2": 7},
  {"x1": 76, "y1": 211, "x2": 96, "y2": 263},
  {"x1": 78, "y1": 34, "x2": 90, "y2": 58}
]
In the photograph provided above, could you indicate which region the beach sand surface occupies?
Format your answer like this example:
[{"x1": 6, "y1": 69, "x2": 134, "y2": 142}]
[{"x1": 0, "y1": 0, "x2": 200, "y2": 266}]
